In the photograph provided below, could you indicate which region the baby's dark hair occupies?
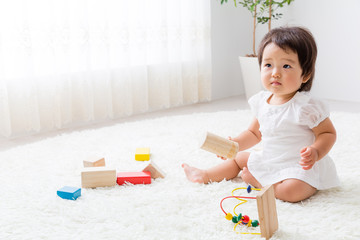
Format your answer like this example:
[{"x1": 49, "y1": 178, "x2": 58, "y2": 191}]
[{"x1": 257, "y1": 26, "x2": 317, "y2": 92}]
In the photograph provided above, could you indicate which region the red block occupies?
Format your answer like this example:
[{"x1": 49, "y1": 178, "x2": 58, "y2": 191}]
[{"x1": 116, "y1": 171, "x2": 151, "y2": 185}]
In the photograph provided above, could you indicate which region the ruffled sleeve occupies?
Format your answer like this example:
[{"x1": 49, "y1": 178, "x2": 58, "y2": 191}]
[
  {"x1": 297, "y1": 94, "x2": 330, "y2": 129},
  {"x1": 248, "y1": 91, "x2": 270, "y2": 117}
]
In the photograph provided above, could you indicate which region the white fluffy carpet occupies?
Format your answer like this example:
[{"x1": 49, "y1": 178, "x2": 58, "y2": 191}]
[{"x1": 1, "y1": 109, "x2": 359, "y2": 240}]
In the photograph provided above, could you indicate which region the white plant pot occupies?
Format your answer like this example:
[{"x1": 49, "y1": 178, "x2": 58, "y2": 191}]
[{"x1": 239, "y1": 56, "x2": 263, "y2": 100}]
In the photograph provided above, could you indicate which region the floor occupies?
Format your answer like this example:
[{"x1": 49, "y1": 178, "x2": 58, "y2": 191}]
[{"x1": 0, "y1": 94, "x2": 359, "y2": 151}]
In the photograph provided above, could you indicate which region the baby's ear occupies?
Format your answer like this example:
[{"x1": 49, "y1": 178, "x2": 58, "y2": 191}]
[{"x1": 302, "y1": 74, "x2": 311, "y2": 83}]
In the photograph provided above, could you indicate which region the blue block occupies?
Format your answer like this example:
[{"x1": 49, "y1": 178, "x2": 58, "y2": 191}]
[{"x1": 57, "y1": 186, "x2": 81, "y2": 200}]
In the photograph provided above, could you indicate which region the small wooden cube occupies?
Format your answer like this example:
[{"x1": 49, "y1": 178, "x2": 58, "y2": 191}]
[
  {"x1": 81, "y1": 167, "x2": 116, "y2": 188},
  {"x1": 135, "y1": 148, "x2": 150, "y2": 161},
  {"x1": 142, "y1": 161, "x2": 165, "y2": 179},
  {"x1": 117, "y1": 171, "x2": 151, "y2": 185},
  {"x1": 57, "y1": 186, "x2": 81, "y2": 200},
  {"x1": 83, "y1": 157, "x2": 105, "y2": 167}
]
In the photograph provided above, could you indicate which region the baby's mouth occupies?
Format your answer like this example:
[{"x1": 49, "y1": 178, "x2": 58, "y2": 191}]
[{"x1": 271, "y1": 81, "x2": 281, "y2": 86}]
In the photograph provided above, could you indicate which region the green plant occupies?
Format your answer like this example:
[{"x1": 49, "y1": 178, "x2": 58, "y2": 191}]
[{"x1": 220, "y1": 0, "x2": 294, "y2": 56}]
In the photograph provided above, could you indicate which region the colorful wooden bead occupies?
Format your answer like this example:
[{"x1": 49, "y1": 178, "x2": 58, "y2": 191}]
[
  {"x1": 241, "y1": 215, "x2": 250, "y2": 225},
  {"x1": 247, "y1": 185, "x2": 252, "y2": 193},
  {"x1": 225, "y1": 213, "x2": 233, "y2": 220},
  {"x1": 251, "y1": 220, "x2": 259, "y2": 227},
  {"x1": 237, "y1": 213, "x2": 243, "y2": 222}
]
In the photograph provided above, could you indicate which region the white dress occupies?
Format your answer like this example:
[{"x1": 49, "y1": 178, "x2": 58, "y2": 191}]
[{"x1": 247, "y1": 91, "x2": 340, "y2": 190}]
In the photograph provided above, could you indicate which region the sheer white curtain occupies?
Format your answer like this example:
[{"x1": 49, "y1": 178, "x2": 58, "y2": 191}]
[{"x1": 0, "y1": 0, "x2": 211, "y2": 138}]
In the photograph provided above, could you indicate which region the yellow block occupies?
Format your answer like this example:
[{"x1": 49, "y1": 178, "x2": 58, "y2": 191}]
[{"x1": 135, "y1": 148, "x2": 150, "y2": 161}]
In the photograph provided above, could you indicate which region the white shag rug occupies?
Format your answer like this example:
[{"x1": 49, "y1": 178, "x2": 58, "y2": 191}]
[{"x1": 1, "y1": 109, "x2": 359, "y2": 240}]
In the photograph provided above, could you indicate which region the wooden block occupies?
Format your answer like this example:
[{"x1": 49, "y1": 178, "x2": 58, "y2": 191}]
[
  {"x1": 142, "y1": 161, "x2": 165, "y2": 179},
  {"x1": 135, "y1": 148, "x2": 150, "y2": 161},
  {"x1": 200, "y1": 132, "x2": 239, "y2": 159},
  {"x1": 83, "y1": 157, "x2": 105, "y2": 167},
  {"x1": 117, "y1": 171, "x2": 151, "y2": 185},
  {"x1": 57, "y1": 186, "x2": 81, "y2": 200},
  {"x1": 81, "y1": 167, "x2": 116, "y2": 188},
  {"x1": 256, "y1": 185, "x2": 279, "y2": 240}
]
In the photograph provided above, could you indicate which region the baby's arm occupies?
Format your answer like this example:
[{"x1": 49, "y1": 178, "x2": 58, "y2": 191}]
[
  {"x1": 231, "y1": 117, "x2": 262, "y2": 151},
  {"x1": 300, "y1": 117, "x2": 336, "y2": 170}
]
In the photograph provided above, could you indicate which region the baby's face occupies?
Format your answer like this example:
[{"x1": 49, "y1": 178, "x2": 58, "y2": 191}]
[{"x1": 260, "y1": 43, "x2": 309, "y2": 102}]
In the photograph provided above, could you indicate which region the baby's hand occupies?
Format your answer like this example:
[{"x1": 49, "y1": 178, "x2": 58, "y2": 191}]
[{"x1": 299, "y1": 146, "x2": 318, "y2": 170}]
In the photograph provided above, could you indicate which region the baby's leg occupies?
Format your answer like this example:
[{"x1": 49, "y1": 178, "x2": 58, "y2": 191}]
[
  {"x1": 273, "y1": 179, "x2": 317, "y2": 203},
  {"x1": 241, "y1": 167, "x2": 262, "y2": 188},
  {"x1": 182, "y1": 152, "x2": 250, "y2": 183}
]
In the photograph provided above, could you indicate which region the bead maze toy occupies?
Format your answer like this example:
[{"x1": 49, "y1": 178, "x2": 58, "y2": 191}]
[
  {"x1": 220, "y1": 185, "x2": 278, "y2": 239},
  {"x1": 200, "y1": 132, "x2": 239, "y2": 160}
]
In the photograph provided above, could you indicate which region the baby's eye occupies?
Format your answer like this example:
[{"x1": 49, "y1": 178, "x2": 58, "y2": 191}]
[
  {"x1": 264, "y1": 63, "x2": 271, "y2": 68},
  {"x1": 283, "y1": 64, "x2": 291, "y2": 69}
]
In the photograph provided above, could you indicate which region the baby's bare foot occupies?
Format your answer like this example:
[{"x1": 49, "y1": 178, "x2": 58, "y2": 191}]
[
  {"x1": 241, "y1": 167, "x2": 262, "y2": 188},
  {"x1": 182, "y1": 163, "x2": 206, "y2": 183}
]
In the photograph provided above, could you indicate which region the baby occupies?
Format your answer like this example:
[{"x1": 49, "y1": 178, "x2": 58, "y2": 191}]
[{"x1": 182, "y1": 26, "x2": 340, "y2": 203}]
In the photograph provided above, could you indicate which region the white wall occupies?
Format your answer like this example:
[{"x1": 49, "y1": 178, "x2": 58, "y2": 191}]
[
  {"x1": 210, "y1": 1, "x2": 250, "y2": 100},
  {"x1": 211, "y1": 0, "x2": 360, "y2": 102}
]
